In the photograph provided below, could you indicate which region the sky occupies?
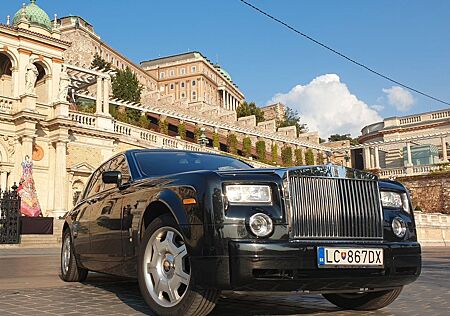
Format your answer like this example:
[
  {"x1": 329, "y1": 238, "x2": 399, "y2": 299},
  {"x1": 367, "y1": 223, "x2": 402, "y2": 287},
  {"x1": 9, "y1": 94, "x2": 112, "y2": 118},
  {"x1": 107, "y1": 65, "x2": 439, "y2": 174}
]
[{"x1": 2, "y1": 0, "x2": 450, "y2": 138}]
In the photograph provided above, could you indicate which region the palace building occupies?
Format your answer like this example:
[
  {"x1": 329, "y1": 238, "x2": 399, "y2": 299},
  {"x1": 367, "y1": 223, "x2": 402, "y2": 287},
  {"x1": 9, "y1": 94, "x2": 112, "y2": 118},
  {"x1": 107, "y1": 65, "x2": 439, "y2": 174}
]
[{"x1": 0, "y1": 0, "x2": 330, "y2": 219}]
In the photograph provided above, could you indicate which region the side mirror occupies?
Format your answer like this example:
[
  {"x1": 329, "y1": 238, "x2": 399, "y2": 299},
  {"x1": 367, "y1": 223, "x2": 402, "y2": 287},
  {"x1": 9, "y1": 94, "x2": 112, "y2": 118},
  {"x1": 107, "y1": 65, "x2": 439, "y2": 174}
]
[{"x1": 102, "y1": 171, "x2": 122, "y2": 187}]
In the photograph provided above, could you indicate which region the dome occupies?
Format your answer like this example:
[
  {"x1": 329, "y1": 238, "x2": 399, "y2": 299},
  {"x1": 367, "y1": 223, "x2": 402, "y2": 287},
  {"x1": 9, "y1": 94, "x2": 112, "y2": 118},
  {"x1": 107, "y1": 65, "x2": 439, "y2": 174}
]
[
  {"x1": 12, "y1": 0, "x2": 52, "y2": 31},
  {"x1": 215, "y1": 65, "x2": 232, "y2": 82}
]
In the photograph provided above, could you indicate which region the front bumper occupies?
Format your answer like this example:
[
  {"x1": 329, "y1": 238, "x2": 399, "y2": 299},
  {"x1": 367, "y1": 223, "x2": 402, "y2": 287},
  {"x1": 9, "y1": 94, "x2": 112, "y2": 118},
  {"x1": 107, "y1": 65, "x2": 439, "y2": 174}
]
[
  {"x1": 227, "y1": 241, "x2": 421, "y2": 292},
  {"x1": 191, "y1": 241, "x2": 421, "y2": 292}
]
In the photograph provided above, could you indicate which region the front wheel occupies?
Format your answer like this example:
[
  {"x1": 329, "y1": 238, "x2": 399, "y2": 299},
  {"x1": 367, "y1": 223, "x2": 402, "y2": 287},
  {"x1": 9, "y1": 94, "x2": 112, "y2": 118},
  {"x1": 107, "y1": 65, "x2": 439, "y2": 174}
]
[
  {"x1": 323, "y1": 287, "x2": 403, "y2": 310},
  {"x1": 138, "y1": 214, "x2": 220, "y2": 316}
]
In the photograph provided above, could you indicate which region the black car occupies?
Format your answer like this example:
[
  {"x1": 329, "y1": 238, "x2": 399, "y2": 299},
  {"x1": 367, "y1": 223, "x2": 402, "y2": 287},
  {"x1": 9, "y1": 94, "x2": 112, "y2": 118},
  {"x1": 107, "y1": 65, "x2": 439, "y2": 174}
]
[{"x1": 61, "y1": 149, "x2": 421, "y2": 316}]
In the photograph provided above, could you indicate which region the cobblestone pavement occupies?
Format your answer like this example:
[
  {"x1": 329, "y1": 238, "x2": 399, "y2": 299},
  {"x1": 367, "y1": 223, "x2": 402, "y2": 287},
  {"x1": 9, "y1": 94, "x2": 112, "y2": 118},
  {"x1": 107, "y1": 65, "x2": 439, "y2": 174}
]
[{"x1": 0, "y1": 248, "x2": 448, "y2": 316}]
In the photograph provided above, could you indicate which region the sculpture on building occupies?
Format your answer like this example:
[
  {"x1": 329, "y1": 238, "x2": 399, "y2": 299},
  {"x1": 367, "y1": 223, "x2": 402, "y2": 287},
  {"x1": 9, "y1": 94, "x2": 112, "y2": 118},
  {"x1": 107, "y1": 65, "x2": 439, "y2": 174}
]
[
  {"x1": 25, "y1": 58, "x2": 39, "y2": 94},
  {"x1": 17, "y1": 155, "x2": 42, "y2": 217},
  {"x1": 58, "y1": 65, "x2": 70, "y2": 102}
]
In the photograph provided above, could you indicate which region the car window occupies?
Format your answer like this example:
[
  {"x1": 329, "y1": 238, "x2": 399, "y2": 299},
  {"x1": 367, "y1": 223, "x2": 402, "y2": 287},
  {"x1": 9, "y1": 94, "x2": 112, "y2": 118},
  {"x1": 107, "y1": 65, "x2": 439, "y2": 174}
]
[
  {"x1": 135, "y1": 152, "x2": 252, "y2": 176},
  {"x1": 104, "y1": 155, "x2": 131, "y2": 190},
  {"x1": 85, "y1": 161, "x2": 110, "y2": 199}
]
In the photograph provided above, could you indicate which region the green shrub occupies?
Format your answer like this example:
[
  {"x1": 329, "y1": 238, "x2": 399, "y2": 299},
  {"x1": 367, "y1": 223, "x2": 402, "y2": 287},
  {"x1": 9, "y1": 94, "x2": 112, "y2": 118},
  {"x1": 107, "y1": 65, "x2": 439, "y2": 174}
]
[
  {"x1": 317, "y1": 152, "x2": 325, "y2": 164},
  {"x1": 271, "y1": 143, "x2": 278, "y2": 164},
  {"x1": 243, "y1": 137, "x2": 252, "y2": 157},
  {"x1": 305, "y1": 149, "x2": 315, "y2": 165},
  {"x1": 256, "y1": 140, "x2": 266, "y2": 162},
  {"x1": 294, "y1": 148, "x2": 303, "y2": 166},
  {"x1": 178, "y1": 123, "x2": 186, "y2": 140},
  {"x1": 281, "y1": 146, "x2": 293, "y2": 166},
  {"x1": 227, "y1": 134, "x2": 238, "y2": 154},
  {"x1": 213, "y1": 133, "x2": 220, "y2": 148},
  {"x1": 158, "y1": 119, "x2": 168, "y2": 135}
]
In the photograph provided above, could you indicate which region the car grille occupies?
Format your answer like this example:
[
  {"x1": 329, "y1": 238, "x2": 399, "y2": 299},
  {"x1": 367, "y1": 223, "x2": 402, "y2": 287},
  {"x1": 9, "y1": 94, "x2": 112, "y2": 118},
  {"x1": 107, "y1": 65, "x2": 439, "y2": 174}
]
[{"x1": 287, "y1": 173, "x2": 383, "y2": 239}]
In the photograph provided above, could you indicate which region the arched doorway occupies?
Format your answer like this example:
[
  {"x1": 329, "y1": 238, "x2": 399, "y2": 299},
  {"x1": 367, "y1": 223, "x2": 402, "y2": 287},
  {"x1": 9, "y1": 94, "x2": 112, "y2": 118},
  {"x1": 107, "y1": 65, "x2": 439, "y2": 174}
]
[
  {"x1": 34, "y1": 61, "x2": 50, "y2": 104},
  {"x1": 0, "y1": 52, "x2": 13, "y2": 97}
]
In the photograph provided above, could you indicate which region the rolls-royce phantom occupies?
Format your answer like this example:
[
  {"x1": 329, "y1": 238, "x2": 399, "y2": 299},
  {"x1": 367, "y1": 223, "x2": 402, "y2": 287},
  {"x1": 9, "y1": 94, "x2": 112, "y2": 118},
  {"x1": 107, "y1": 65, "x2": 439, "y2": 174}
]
[{"x1": 61, "y1": 149, "x2": 421, "y2": 315}]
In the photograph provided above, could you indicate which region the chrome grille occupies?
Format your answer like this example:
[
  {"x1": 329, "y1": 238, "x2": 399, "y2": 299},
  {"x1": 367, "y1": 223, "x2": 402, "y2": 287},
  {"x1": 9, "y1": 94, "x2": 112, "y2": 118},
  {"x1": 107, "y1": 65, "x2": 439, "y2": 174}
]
[{"x1": 288, "y1": 175, "x2": 383, "y2": 239}]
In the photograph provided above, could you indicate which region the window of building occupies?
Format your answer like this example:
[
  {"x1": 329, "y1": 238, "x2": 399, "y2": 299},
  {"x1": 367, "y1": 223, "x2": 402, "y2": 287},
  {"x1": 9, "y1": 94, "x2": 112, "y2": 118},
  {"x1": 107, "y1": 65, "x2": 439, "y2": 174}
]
[
  {"x1": 192, "y1": 91, "x2": 197, "y2": 100},
  {"x1": 181, "y1": 92, "x2": 186, "y2": 98},
  {"x1": 181, "y1": 82, "x2": 185, "y2": 88},
  {"x1": 191, "y1": 66, "x2": 197, "y2": 73},
  {"x1": 192, "y1": 80, "x2": 196, "y2": 86},
  {"x1": 169, "y1": 69, "x2": 175, "y2": 77},
  {"x1": 160, "y1": 72, "x2": 165, "y2": 79},
  {"x1": 170, "y1": 83, "x2": 175, "y2": 90},
  {"x1": 180, "y1": 68, "x2": 186, "y2": 75}
]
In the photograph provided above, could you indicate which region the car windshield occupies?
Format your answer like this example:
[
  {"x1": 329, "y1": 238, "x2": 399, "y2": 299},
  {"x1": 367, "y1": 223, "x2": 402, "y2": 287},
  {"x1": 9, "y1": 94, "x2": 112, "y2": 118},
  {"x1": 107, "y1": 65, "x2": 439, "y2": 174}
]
[{"x1": 134, "y1": 151, "x2": 252, "y2": 176}]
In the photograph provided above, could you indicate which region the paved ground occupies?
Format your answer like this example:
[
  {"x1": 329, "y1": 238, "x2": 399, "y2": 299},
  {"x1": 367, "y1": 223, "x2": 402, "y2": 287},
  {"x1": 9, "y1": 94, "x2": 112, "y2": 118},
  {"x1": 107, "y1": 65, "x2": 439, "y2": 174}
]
[{"x1": 0, "y1": 248, "x2": 448, "y2": 316}]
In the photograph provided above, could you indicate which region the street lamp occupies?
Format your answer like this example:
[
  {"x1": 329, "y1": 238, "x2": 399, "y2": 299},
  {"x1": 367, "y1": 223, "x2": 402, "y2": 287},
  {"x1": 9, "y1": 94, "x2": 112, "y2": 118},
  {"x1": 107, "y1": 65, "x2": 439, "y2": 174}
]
[{"x1": 198, "y1": 127, "x2": 209, "y2": 147}]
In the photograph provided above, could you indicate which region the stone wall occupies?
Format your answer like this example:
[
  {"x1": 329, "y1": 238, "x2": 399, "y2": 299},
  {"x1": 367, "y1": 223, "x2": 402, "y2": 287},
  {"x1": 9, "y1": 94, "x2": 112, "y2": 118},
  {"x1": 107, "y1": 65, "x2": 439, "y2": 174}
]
[
  {"x1": 397, "y1": 172, "x2": 450, "y2": 214},
  {"x1": 415, "y1": 211, "x2": 450, "y2": 246}
]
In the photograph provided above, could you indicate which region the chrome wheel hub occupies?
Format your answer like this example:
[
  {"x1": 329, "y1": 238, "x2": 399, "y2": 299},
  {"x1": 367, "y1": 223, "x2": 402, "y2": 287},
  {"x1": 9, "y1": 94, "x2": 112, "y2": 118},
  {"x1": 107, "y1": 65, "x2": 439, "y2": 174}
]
[
  {"x1": 143, "y1": 227, "x2": 190, "y2": 307},
  {"x1": 62, "y1": 236, "x2": 71, "y2": 274}
]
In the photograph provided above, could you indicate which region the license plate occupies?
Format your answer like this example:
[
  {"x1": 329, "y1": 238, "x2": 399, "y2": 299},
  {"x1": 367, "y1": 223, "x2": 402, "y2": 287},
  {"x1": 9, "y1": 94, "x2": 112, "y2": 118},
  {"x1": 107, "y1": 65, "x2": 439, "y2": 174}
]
[{"x1": 317, "y1": 247, "x2": 383, "y2": 268}]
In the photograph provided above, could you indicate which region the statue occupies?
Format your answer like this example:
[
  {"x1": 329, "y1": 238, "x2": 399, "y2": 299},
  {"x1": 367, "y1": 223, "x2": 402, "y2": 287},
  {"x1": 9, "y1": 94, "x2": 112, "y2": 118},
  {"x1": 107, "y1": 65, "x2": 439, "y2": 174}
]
[
  {"x1": 17, "y1": 155, "x2": 42, "y2": 217},
  {"x1": 58, "y1": 65, "x2": 70, "y2": 102},
  {"x1": 25, "y1": 58, "x2": 39, "y2": 94}
]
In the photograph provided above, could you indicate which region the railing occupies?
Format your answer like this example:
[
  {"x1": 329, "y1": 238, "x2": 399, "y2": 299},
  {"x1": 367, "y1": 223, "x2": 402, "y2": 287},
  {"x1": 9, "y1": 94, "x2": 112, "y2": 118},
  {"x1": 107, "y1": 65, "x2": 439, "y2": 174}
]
[
  {"x1": 379, "y1": 164, "x2": 445, "y2": 179},
  {"x1": 394, "y1": 109, "x2": 450, "y2": 126},
  {"x1": 0, "y1": 96, "x2": 15, "y2": 114},
  {"x1": 114, "y1": 122, "x2": 132, "y2": 136},
  {"x1": 431, "y1": 110, "x2": 450, "y2": 120},
  {"x1": 399, "y1": 115, "x2": 422, "y2": 125},
  {"x1": 69, "y1": 112, "x2": 96, "y2": 127}
]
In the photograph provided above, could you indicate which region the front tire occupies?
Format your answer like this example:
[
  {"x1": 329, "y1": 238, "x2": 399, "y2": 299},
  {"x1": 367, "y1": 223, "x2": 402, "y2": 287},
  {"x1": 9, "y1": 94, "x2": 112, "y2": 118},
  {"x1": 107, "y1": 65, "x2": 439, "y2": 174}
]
[
  {"x1": 323, "y1": 287, "x2": 403, "y2": 310},
  {"x1": 60, "y1": 229, "x2": 88, "y2": 282},
  {"x1": 138, "y1": 214, "x2": 220, "y2": 316}
]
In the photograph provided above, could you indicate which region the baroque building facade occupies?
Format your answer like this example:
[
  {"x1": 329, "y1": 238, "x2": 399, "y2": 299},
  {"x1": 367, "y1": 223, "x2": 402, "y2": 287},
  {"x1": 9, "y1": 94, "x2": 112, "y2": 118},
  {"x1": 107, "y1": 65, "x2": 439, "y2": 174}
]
[{"x1": 0, "y1": 1, "x2": 331, "y2": 220}]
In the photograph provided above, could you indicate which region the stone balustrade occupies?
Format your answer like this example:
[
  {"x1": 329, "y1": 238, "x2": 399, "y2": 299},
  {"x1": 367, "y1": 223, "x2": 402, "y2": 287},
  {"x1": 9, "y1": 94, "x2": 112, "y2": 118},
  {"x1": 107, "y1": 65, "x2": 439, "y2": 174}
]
[
  {"x1": 379, "y1": 164, "x2": 443, "y2": 179},
  {"x1": 69, "y1": 112, "x2": 96, "y2": 127}
]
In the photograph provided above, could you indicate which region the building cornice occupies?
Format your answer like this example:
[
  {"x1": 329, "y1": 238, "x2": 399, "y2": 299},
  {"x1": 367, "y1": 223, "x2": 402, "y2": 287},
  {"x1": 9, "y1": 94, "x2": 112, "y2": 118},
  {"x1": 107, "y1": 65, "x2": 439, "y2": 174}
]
[{"x1": 0, "y1": 23, "x2": 71, "y2": 49}]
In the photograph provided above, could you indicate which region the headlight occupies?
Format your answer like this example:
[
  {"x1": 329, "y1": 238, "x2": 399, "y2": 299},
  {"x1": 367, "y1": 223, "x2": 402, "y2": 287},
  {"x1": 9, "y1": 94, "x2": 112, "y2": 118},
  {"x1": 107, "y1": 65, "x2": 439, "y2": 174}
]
[
  {"x1": 249, "y1": 213, "x2": 273, "y2": 237},
  {"x1": 225, "y1": 185, "x2": 272, "y2": 204},
  {"x1": 380, "y1": 191, "x2": 402, "y2": 208},
  {"x1": 392, "y1": 217, "x2": 407, "y2": 238},
  {"x1": 401, "y1": 193, "x2": 411, "y2": 214}
]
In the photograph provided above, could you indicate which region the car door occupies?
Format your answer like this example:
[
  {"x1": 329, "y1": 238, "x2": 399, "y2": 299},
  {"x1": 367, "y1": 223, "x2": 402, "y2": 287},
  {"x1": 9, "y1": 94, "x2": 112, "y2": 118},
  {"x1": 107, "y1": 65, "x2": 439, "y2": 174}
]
[{"x1": 88, "y1": 155, "x2": 128, "y2": 273}]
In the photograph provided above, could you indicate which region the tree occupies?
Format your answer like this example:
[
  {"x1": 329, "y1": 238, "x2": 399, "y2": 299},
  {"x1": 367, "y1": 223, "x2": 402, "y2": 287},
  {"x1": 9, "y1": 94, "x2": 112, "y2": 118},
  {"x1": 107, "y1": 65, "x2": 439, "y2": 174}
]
[
  {"x1": 294, "y1": 148, "x2": 303, "y2": 166},
  {"x1": 277, "y1": 107, "x2": 307, "y2": 135},
  {"x1": 227, "y1": 134, "x2": 238, "y2": 155},
  {"x1": 281, "y1": 146, "x2": 293, "y2": 166},
  {"x1": 91, "y1": 53, "x2": 111, "y2": 71},
  {"x1": 256, "y1": 140, "x2": 266, "y2": 162},
  {"x1": 271, "y1": 143, "x2": 278, "y2": 164},
  {"x1": 112, "y1": 66, "x2": 143, "y2": 103},
  {"x1": 317, "y1": 152, "x2": 325, "y2": 164},
  {"x1": 178, "y1": 123, "x2": 186, "y2": 140},
  {"x1": 138, "y1": 113, "x2": 150, "y2": 129},
  {"x1": 213, "y1": 133, "x2": 220, "y2": 148},
  {"x1": 158, "y1": 119, "x2": 168, "y2": 135},
  {"x1": 328, "y1": 133, "x2": 359, "y2": 146},
  {"x1": 305, "y1": 149, "x2": 315, "y2": 165},
  {"x1": 236, "y1": 101, "x2": 265, "y2": 123},
  {"x1": 242, "y1": 137, "x2": 252, "y2": 158}
]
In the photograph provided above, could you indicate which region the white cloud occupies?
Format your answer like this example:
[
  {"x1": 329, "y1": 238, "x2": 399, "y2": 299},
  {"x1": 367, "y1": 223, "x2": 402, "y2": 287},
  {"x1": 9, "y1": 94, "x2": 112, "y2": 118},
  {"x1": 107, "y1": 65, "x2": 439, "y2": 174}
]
[
  {"x1": 268, "y1": 74, "x2": 382, "y2": 138},
  {"x1": 382, "y1": 86, "x2": 414, "y2": 112},
  {"x1": 371, "y1": 104, "x2": 385, "y2": 112}
]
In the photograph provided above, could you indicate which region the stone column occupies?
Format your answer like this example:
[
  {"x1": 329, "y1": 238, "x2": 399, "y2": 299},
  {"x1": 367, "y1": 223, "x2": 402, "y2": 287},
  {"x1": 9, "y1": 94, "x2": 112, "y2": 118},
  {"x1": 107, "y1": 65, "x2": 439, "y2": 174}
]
[
  {"x1": 442, "y1": 137, "x2": 448, "y2": 161},
  {"x1": 0, "y1": 171, "x2": 7, "y2": 190},
  {"x1": 222, "y1": 90, "x2": 225, "y2": 108},
  {"x1": 21, "y1": 135, "x2": 34, "y2": 161},
  {"x1": 53, "y1": 141, "x2": 67, "y2": 218},
  {"x1": 96, "y1": 77, "x2": 103, "y2": 114},
  {"x1": 363, "y1": 146, "x2": 371, "y2": 169},
  {"x1": 406, "y1": 142, "x2": 413, "y2": 167},
  {"x1": 374, "y1": 146, "x2": 380, "y2": 169},
  {"x1": 370, "y1": 147, "x2": 375, "y2": 169},
  {"x1": 103, "y1": 78, "x2": 109, "y2": 114}
]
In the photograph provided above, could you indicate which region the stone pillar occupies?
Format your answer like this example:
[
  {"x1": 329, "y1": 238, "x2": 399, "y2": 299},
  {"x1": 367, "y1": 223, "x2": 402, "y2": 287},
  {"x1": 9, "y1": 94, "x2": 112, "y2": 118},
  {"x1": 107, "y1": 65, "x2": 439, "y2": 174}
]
[
  {"x1": 374, "y1": 146, "x2": 380, "y2": 169},
  {"x1": 370, "y1": 147, "x2": 375, "y2": 169},
  {"x1": 222, "y1": 90, "x2": 225, "y2": 108},
  {"x1": 442, "y1": 137, "x2": 448, "y2": 161},
  {"x1": 21, "y1": 135, "x2": 34, "y2": 161},
  {"x1": 363, "y1": 147, "x2": 371, "y2": 169},
  {"x1": 0, "y1": 171, "x2": 7, "y2": 190},
  {"x1": 96, "y1": 77, "x2": 103, "y2": 114},
  {"x1": 53, "y1": 141, "x2": 67, "y2": 218},
  {"x1": 103, "y1": 78, "x2": 109, "y2": 114},
  {"x1": 406, "y1": 142, "x2": 413, "y2": 167}
]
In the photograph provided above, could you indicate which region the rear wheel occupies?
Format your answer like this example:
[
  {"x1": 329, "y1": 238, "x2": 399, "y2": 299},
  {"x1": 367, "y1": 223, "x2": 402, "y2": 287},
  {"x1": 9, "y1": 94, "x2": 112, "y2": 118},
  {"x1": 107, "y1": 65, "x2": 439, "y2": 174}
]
[
  {"x1": 60, "y1": 229, "x2": 88, "y2": 282},
  {"x1": 138, "y1": 214, "x2": 220, "y2": 316},
  {"x1": 323, "y1": 287, "x2": 403, "y2": 310}
]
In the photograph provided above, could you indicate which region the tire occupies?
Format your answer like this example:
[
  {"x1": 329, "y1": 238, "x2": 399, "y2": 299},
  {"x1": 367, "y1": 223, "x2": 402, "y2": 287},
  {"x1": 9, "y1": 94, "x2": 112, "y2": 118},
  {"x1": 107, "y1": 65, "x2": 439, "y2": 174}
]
[
  {"x1": 323, "y1": 287, "x2": 403, "y2": 310},
  {"x1": 138, "y1": 214, "x2": 220, "y2": 316},
  {"x1": 60, "y1": 229, "x2": 88, "y2": 282}
]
